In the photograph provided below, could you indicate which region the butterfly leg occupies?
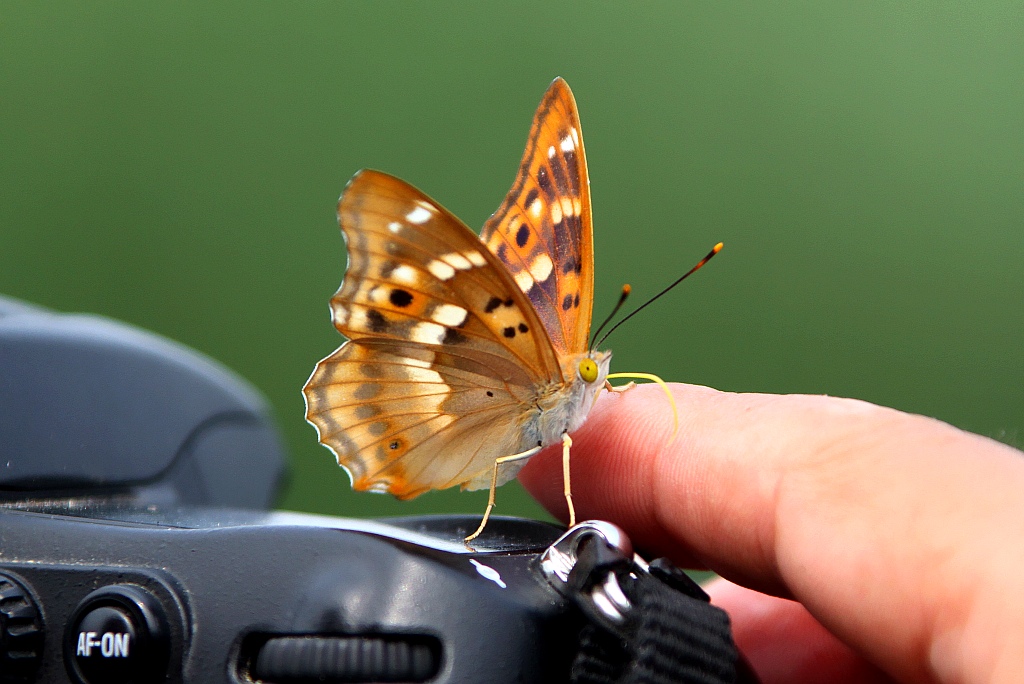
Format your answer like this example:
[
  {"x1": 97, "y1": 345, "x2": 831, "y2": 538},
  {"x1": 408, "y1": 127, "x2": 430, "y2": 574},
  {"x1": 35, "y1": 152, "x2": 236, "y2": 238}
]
[
  {"x1": 562, "y1": 432, "x2": 575, "y2": 527},
  {"x1": 464, "y1": 445, "x2": 542, "y2": 543},
  {"x1": 605, "y1": 380, "x2": 637, "y2": 393}
]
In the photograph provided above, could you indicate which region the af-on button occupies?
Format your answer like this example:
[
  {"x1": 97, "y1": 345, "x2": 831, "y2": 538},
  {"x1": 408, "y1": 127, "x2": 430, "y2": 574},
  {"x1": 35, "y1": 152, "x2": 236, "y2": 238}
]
[{"x1": 64, "y1": 585, "x2": 169, "y2": 684}]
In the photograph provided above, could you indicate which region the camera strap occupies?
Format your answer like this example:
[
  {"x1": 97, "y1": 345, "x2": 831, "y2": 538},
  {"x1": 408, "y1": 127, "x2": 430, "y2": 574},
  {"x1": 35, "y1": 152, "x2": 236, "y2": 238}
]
[{"x1": 539, "y1": 521, "x2": 754, "y2": 684}]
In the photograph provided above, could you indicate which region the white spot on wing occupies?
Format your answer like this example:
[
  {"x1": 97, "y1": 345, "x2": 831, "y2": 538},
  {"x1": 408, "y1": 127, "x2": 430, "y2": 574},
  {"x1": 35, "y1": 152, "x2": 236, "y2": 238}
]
[
  {"x1": 404, "y1": 364, "x2": 445, "y2": 384},
  {"x1": 561, "y1": 134, "x2": 575, "y2": 152},
  {"x1": 432, "y1": 303, "x2": 468, "y2": 327},
  {"x1": 514, "y1": 270, "x2": 534, "y2": 292},
  {"x1": 550, "y1": 201, "x2": 563, "y2": 225},
  {"x1": 442, "y1": 252, "x2": 472, "y2": 270},
  {"x1": 528, "y1": 253, "x2": 553, "y2": 282},
  {"x1": 387, "y1": 221, "x2": 403, "y2": 234},
  {"x1": 406, "y1": 203, "x2": 433, "y2": 225},
  {"x1": 529, "y1": 197, "x2": 544, "y2": 218},
  {"x1": 391, "y1": 264, "x2": 418, "y2": 285},
  {"x1": 410, "y1": 321, "x2": 446, "y2": 344},
  {"x1": 466, "y1": 251, "x2": 486, "y2": 267},
  {"x1": 427, "y1": 259, "x2": 456, "y2": 281},
  {"x1": 470, "y1": 559, "x2": 507, "y2": 588},
  {"x1": 560, "y1": 197, "x2": 575, "y2": 217},
  {"x1": 548, "y1": 145, "x2": 556, "y2": 158},
  {"x1": 348, "y1": 308, "x2": 368, "y2": 330}
]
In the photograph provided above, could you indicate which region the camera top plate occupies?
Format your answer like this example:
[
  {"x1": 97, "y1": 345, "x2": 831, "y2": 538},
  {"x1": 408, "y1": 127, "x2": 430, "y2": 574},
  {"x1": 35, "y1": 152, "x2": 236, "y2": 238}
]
[{"x1": 0, "y1": 296, "x2": 285, "y2": 508}]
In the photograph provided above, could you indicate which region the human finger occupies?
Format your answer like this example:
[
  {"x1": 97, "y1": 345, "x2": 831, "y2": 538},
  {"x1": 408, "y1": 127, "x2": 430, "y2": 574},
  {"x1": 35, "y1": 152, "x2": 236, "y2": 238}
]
[
  {"x1": 519, "y1": 383, "x2": 1024, "y2": 682},
  {"x1": 705, "y1": 578, "x2": 894, "y2": 683}
]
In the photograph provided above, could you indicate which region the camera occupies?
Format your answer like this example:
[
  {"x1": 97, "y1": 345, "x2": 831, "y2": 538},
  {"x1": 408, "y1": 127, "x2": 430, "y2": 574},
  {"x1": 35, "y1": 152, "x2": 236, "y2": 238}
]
[{"x1": 0, "y1": 296, "x2": 748, "y2": 684}]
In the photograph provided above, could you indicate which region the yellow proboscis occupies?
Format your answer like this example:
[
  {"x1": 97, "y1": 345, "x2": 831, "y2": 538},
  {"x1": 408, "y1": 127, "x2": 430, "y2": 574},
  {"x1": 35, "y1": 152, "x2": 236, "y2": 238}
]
[{"x1": 605, "y1": 372, "x2": 679, "y2": 442}]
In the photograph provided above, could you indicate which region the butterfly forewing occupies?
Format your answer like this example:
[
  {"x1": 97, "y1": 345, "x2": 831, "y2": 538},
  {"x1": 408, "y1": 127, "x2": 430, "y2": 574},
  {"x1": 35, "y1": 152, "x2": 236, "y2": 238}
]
[
  {"x1": 480, "y1": 77, "x2": 594, "y2": 357},
  {"x1": 332, "y1": 170, "x2": 562, "y2": 380},
  {"x1": 304, "y1": 170, "x2": 567, "y2": 497}
]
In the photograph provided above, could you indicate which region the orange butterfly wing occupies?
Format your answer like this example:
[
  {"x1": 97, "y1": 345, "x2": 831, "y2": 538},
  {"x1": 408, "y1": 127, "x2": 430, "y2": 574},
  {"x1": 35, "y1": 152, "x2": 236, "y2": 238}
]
[
  {"x1": 303, "y1": 170, "x2": 565, "y2": 498},
  {"x1": 479, "y1": 77, "x2": 594, "y2": 356},
  {"x1": 327, "y1": 170, "x2": 560, "y2": 382}
]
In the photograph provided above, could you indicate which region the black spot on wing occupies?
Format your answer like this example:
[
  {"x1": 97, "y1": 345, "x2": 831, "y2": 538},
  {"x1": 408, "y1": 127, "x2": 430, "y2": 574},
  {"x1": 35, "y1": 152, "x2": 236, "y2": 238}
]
[
  {"x1": 366, "y1": 309, "x2": 389, "y2": 333},
  {"x1": 442, "y1": 328, "x2": 468, "y2": 345},
  {"x1": 516, "y1": 224, "x2": 530, "y2": 248},
  {"x1": 389, "y1": 289, "x2": 413, "y2": 307}
]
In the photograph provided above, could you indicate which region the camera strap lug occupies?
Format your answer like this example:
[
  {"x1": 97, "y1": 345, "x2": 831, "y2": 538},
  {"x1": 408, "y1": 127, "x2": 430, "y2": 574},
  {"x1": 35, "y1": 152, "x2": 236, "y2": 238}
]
[
  {"x1": 539, "y1": 520, "x2": 637, "y2": 631},
  {"x1": 538, "y1": 521, "x2": 755, "y2": 684}
]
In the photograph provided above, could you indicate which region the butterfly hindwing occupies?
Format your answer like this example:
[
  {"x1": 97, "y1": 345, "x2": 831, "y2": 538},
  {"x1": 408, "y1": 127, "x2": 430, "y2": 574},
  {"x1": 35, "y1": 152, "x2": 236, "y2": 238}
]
[
  {"x1": 304, "y1": 339, "x2": 532, "y2": 498},
  {"x1": 480, "y1": 77, "x2": 594, "y2": 356}
]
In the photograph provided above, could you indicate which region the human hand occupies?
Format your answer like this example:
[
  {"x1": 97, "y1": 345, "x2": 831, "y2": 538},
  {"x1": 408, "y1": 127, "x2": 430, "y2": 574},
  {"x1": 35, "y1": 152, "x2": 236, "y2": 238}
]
[{"x1": 519, "y1": 384, "x2": 1024, "y2": 683}]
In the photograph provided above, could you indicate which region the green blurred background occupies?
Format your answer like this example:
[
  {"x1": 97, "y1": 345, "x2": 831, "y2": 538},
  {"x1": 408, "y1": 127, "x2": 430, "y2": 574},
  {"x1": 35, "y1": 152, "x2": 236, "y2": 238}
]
[{"x1": 3, "y1": 3, "x2": 1021, "y2": 522}]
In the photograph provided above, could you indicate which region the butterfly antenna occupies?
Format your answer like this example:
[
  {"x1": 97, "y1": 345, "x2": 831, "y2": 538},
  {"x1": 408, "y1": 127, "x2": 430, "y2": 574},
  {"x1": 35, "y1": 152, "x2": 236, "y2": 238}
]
[
  {"x1": 595, "y1": 242, "x2": 723, "y2": 349},
  {"x1": 589, "y1": 284, "x2": 632, "y2": 350}
]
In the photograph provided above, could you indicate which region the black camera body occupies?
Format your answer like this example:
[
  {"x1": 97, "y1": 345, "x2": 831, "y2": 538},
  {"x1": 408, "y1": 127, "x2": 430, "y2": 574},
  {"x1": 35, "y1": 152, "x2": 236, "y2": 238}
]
[
  {"x1": 0, "y1": 297, "x2": 744, "y2": 684},
  {"x1": 1, "y1": 504, "x2": 579, "y2": 683}
]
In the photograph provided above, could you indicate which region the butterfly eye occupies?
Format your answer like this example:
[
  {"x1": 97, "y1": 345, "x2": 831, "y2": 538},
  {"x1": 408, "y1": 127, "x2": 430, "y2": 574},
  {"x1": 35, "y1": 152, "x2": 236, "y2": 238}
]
[{"x1": 578, "y1": 358, "x2": 599, "y2": 384}]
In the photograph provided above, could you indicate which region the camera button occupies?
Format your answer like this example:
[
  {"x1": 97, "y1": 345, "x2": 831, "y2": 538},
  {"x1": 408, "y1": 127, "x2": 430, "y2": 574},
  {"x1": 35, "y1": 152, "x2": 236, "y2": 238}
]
[{"x1": 64, "y1": 586, "x2": 169, "y2": 684}]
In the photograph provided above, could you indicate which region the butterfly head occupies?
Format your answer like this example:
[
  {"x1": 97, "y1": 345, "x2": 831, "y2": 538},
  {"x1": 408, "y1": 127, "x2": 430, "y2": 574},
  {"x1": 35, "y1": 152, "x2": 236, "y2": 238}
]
[{"x1": 562, "y1": 349, "x2": 612, "y2": 432}]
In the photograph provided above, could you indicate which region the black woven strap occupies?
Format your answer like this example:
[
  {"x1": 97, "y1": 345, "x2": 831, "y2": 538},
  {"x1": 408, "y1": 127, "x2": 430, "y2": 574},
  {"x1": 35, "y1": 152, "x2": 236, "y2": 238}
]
[{"x1": 570, "y1": 560, "x2": 740, "y2": 684}]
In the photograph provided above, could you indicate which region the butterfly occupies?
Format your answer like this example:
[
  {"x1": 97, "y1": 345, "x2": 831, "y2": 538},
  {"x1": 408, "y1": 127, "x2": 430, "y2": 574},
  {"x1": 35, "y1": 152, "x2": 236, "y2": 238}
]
[{"x1": 304, "y1": 78, "x2": 658, "y2": 542}]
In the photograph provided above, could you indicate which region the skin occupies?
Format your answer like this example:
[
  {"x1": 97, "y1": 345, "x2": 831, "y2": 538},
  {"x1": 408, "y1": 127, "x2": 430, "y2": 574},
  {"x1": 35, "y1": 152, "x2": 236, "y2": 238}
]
[{"x1": 518, "y1": 383, "x2": 1024, "y2": 684}]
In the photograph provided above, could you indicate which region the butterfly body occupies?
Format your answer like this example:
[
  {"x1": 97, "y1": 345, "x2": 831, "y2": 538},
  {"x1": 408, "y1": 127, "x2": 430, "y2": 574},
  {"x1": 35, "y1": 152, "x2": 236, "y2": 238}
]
[
  {"x1": 304, "y1": 78, "x2": 605, "y2": 517},
  {"x1": 523, "y1": 350, "x2": 611, "y2": 449},
  {"x1": 461, "y1": 348, "x2": 612, "y2": 490}
]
